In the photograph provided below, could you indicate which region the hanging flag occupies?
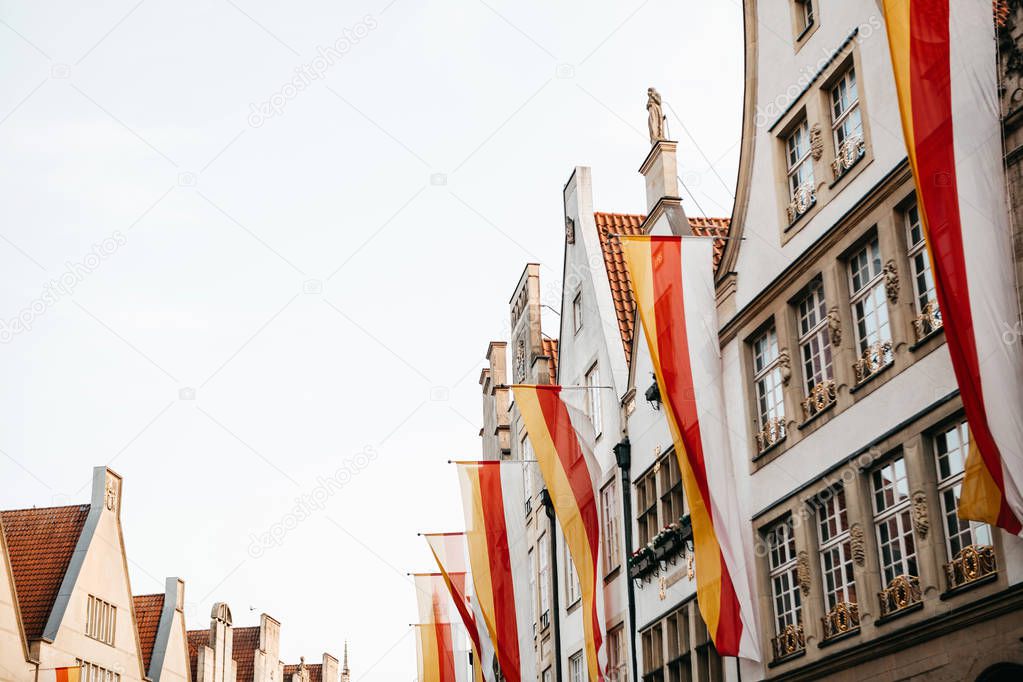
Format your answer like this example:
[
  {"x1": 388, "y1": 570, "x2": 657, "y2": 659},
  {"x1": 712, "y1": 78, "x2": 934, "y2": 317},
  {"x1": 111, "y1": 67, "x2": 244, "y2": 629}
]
[
  {"x1": 414, "y1": 573, "x2": 468, "y2": 682},
  {"x1": 39, "y1": 669, "x2": 82, "y2": 682},
  {"x1": 455, "y1": 461, "x2": 536, "y2": 682},
  {"x1": 511, "y1": 385, "x2": 607, "y2": 682},
  {"x1": 424, "y1": 532, "x2": 495, "y2": 682},
  {"x1": 881, "y1": 0, "x2": 1023, "y2": 533},
  {"x1": 620, "y1": 235, "x2": 760, "y2": 660}
]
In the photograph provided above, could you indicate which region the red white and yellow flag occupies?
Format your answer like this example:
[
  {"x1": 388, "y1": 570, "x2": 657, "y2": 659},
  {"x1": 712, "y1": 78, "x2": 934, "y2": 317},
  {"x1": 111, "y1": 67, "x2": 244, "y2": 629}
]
[
  {"x1": 39, "y1": 669, "x2": 82, "y2": 682},
  {"x1": 511, "y1": 385, "x2": 607, "y2": 681},
  {"x1": 620, "y1": 236, "x2": 760, "y2": 660},
  {"x1": 882, "y1": 0, "x2": 1023, "y2": 533},
  {"x1": 424, "y1": 532, "x2": 495, "y2": 682},
  {"x1": 455, "y1": 461, "x2": 536, "y2": 682},
  {"x1": 414, "y1": 573, "x2": 469, "y2": 682}
]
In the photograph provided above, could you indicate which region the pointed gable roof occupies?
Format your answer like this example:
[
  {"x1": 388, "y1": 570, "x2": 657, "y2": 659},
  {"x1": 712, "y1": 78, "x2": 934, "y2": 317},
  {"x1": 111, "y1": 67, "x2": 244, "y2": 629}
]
[
  {"x1": 0, "y1": 504, "x2": 90, "y2": 641},
  {"x1": 593, "y1": 212, "x2": 730, "y2": 364},
  {"x1": 134, "y1": 593, "x2": 165, "y2": 674}
]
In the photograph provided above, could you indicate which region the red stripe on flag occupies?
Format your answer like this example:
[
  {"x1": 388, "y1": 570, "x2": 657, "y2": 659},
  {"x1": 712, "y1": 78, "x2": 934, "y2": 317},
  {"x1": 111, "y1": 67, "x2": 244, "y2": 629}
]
[
  {"x1": 434, "y1": 622, "x2": 457, "y2": 682},
  {"x1": 648, "y1": 237, "x2": 743, "y2": 653},
  {"x1": 478, "y1": 463, "x2": 522, "y2": 680},
  {"x1": 533, "y1": 386, "x2": 604, "y2": 666},
  {"x1": 908, "y1": 0, "x2": 1020, "y2": 532}
]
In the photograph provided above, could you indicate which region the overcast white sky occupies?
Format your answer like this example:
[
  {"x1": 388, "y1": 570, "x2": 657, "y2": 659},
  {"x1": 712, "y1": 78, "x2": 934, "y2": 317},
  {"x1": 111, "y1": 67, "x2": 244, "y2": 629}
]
[{"x1": 0, "y1": 0, "x2": 742, "y2": 678}]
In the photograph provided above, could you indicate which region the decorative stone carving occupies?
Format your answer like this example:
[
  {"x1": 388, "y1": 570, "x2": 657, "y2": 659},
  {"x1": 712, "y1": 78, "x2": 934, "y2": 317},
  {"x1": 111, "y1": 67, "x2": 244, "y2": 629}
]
[
  {"x1": 827, "y1": 306, "x2": 843, "y2": 347},
  {"x1": 514, "y1": 339, "x2": 526, "y2": 383},
  {"x1": 786, "y1": 180, "x2": 817, "y2": 224},
  {"x1": 104, "y1": 481, "x2": 117, "y2": 511},
  {"x1": 912, "y1": 491, "x2": 929, "y2": 538},
  {"x1": 797, "y1": 550, "x2": 811, "y2": 596},
  {"x1": 647, "y1": 87, "x2": 666, "y2": 144},
  {"x1": 850, "y1": 524, "x2": 865, "y2": 566},
  {"x1": 883, "y1": 259, "x2": 900, "y2": 303},
  {"x1": 658, "y1": 574, "x2": 667, "y2": 601},
  {"x1": 853, "y1": 341, "x2": 893, "y2": 384},
  {"x1": 211, "y1": 601, "x2": 233, "y2": 625},
  {"x1": 778, "y1": 347, "x2": 792, "y2": 386},
  {"x1": 565, "y1": 216, "x2": 575, "y2": 244},
  {"x1": 998, "y1": 1, "x2": 1023, "y2": 118},
  {"x1": 831, "y1": 133, "x2": 866, "y2": 180},
  {"x1": 810, "y1": 123, "x2": 824, "y2": 160}
]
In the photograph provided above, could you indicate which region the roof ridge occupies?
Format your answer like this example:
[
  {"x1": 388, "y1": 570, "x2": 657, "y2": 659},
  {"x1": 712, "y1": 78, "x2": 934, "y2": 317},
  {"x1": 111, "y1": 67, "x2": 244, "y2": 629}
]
[{"x1": 0, "y1": 503, "x2": 90, "y2": 515}]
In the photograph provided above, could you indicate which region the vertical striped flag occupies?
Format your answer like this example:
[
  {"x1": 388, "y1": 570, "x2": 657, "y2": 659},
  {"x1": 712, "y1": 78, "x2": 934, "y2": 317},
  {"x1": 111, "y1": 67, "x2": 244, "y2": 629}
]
[
  {"x1": 511, "y1": 385, "x2": 608, "y2": 681},
  {"x1": 455, "y1": 461, "x2": 536, "y2": 682},
  {"x1": 424, "y1": 532, "x2": 495, "y2": 682},
  {"x1": 882, "y1": 0, "x2": 1023, "y2": 533},
  {"x1": 620, "y1": 235, "x2": 760, "y2": 660},
  {"x1": 39, "y1": 668, "x2": 82, "y2": 682},
  {"x1": 414, "y1": 573, "x2": 468, "y2": 682}
]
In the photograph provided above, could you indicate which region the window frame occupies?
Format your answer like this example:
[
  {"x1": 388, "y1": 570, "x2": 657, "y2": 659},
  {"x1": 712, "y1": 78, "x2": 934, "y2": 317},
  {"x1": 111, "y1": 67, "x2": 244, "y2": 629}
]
[
  {"x1": 564, "y1": 539, "x2": 581, "y2": 606},
  {"x1": 573, "y1": 292, "x2": 583, "y2": 334},
  {"x1": 934, "y1": 420, "x2": 992, "y2": 560},
  {"x1": 766, "y1": 519, "x2": 802, "y2": 635},
  {"x1": 85, "y1": 594, "x2": 116, "y2": 646},
  {"x1": 750, "y1": 324, "x2": 786, "y2": 452},
  {"x1": 847, "y1": 234, "x2": 891, "y2": 354},
  {"x1": 870, "y1": 455, "x2": 918, "y2": 585},
  {"x1": 816, "y1": 488, "x2": 857, "y2": 609},
  {"x1": 585, "y1": 363, "x2": 603, "y2": 437},
  {"x1": 795, "y1": 277, "x2": 833, "y2": 395},
  {"x1": 830, "y1": 66, "x2": 862, "y2": 152},
  {"x1": 785, "y1": 118, "x2": 815, "y2": 203},
  {"x1": 600, "y1": 479, "x2": 621, "y2": 575},
  {"x1": 569, "y1": 650, "x2": 584, "y2": 682}
]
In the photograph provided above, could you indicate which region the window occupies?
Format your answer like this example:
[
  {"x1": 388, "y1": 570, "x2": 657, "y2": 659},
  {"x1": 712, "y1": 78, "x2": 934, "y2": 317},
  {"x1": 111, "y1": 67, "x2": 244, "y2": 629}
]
[
  {"x1": 785, "y1": 119, "x2": 815, "y2": 215},
  {"x1": 848, "y1": 235, "x2": 892, "y2": 379},
  {"x1": 565, "y1": 539, "x2": 581, "y2": 605},
  {"x1": 641, "y1": 623, "x2": 664, "y2": 682},
  {"x1": 608, "y1": 625, "x2": 629, "y2": 682},
  {"x1": 538, "y1": 534, "x2": 550, "y2": 624},
  {"x1": 528, "y1": 547, "x2": 537, "y2": 630},
  {"x1": 766, "y1": 520, "x2": 802, "y2": 636},
  {"x1": 796, "y1": 277, "x2": 833, "y2": 396},
  {"x1": 935, "y1": 421, "x2": 991, "y2": 559},
  {"x1": 522, "y1": 439, "x2": 534, "y2": 515},
  {"x1": 795, "y1": 0, "x2": 814, "y2": 34},
  {"x1": 636, "y1": 467, "x2": 659, "y2": 547},
  {"x1": 659, "y1": 453, "x2": 684, "y2": 524},
  {"x1": 76, "y1": 661, "x2": 121, "y2": 682},
  {"x1": 85, "y1": 595, "x2": 116, "y2": 646},
  {"x1": 601, "y1": 480, "x2": 621, "y2": 574},
  {"x1": 585, "y1": 364, "x2": 603, "y2": 436},
  {"x1": 542, "y1": 668, "x2": 553, "y2": 682},
  {"x1": 751, "y1": 326, "x2": 786, "y2": 451},
  {"x1": 665, "y1": 609, "x2": 689, "y2": 682},
  {"x1": 569, "y1": 651, "x2": 584, "y2": 682},
  {"x1": 906, "y1": 202, "x2": 942, "y2": 338},
  {"x1": 871, "y1": 457, "x2": 917, "y2": 584},
  {"x1": 573, "y1": 293, "x2": 583, "y2": 334},
  {"x1": 830, "y1": 67, "x2": 862, "y2": 156},
  {"x1": 817, "y1": 489, "x2": 856, "y2": 609}
]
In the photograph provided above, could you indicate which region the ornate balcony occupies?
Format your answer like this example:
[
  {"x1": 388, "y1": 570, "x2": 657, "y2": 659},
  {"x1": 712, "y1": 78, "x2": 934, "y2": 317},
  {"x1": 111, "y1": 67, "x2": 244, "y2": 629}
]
[
  {"x1": 831, "y1": 133, "x2": 866, "y2": 181},
  {"x1": 755, "y1": 417, "x2": 787, "y2": 454},
  {"x1": 770, "y1": 623, "x2": 805, "y2": 662},
  {"x1": 786, "y1": 181, "x2": 817, "y2": 225},
  {"x1": 912, "y1": 300, "x2": 943, "y2": 342},
  {"x1": 800, "y1": 379, "x2": 836, "y2": 421},
  {"x1": 944, "y1": 544, "x2": 997, "y2": 591},
  {"x1": 821, "y1": 601, "x2": 859, "y2": 640},
  {"x1": 853, "y1": 340, "x2": 893, "y2": 384},
  {"x1": 878, "y1": 575, "x2": 921, "y2": 618}
]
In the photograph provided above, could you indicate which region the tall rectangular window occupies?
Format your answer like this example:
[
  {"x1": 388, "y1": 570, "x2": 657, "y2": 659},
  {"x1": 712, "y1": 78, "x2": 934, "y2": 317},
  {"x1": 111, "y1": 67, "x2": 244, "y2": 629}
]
[
  {"x1": 569, "y1": 651, "x2": 584, "y2": 682},
  {"x1": 906, "y1": 202, "x2": 942, "y2": 338},
  {"x1": 85, "y1": 595, "x2": 116, "y2": 646},
  {"x1": 935, "y1": 421, "x2": 992, "y2": 559},
  {"x1": 831, "y1": 67, "x2": 862, "y2": 152},
  {"x1": 601, "y1": 480, "x2": 621, "y2": 574},
  {"x1": 522, "y1": 438, "x2": 534, "y2": 515},
  {"x1": 641, "y1": 623, "x2": 664, "y2": 681},
  {"x1": 636, "y1": 468, "x2": 659, "y2": 547},
  {"x1": 573, "y1": 292, "x2": 583, "y2": 334},
  {"x1": 818, "y1": 488, "x2": 856, "y2": 609},
  {"x1": 659, "y1": 453, "x2": 684, "y2": 524},
  {"x1": 849, "y1": 235, "x2": 892, "y2": 382},
  {"x1": 796, "y1": 278, "x2": 833, "y2": 393},
  {"x1": 538, "y1": 534, "x2": 550, "y2": 623},
  {"x1": 528, "y1": 547, "x2": 537, "y2": 629},
  {"x1": 871, "y1": 457, "x2": 917, "y2": 584},
  {"x1": 752, "y1": 326, "x2": 786, "y2": 451},
  {"x1": 766, "y1": 520, "x2": 802, "y2": 635},
  {"x1": 586, "y1": 364, "x2": 603, "y2": 437},
  {"x1": 565, "y1": 539, "x2": 581, "y2": 605},
  {"x1": 76, "y1": 660, "x2": 122, "y2": 682},
  {"x1": 786, "y1": 119, "x2": 815, "y2": 210},
  {"x1": 795, "y1": 0, "x2": 814, "y2": 33},
  {"x1": 608, "y1": 625, "x2": 628, "y2": 682}
]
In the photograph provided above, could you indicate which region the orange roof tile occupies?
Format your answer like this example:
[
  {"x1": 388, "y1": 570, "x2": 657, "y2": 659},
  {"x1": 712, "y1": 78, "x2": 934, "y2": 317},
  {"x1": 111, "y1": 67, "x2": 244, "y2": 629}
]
[
  {"x1": 541, "y1": 337, "x2": 558, "y2": 382},
  {"x1": 187, "y1": 629, "x2": 210, "y2": 681},
  {"x1": 233, "y1": 626, "x2": 262, "y2": 682},
  {"x1": 134, "y1": 593, "x2": 165, "y2": 674},
  {"x1": 0, "y1": 504, "x2": 90, "y2": 641},
  {"x1": 284, "y1": 663, "x2": 323, "y2": 682},
  {"x1": 593, "y1": 212, "x2": 730, "y2": 365}
]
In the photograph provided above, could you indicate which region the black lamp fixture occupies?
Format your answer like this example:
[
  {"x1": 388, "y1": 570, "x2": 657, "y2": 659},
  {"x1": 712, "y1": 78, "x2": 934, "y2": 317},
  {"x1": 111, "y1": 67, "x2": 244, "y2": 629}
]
[{"x1": 645, "y1": 374, "x2": 662, "y2": 410}]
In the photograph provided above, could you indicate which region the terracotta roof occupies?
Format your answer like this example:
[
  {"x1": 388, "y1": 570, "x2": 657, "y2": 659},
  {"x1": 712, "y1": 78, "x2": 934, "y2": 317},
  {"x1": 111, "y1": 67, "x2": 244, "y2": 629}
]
[
  {"x1": 134, "y1": 593, "x2": 165, "y2": 674},
  {"x1": 0, "y1": 504, "x2": 90, "y2": 641},
  {"x1": 541, "y1": 337, "x2": 558, "y2": 382},
  {"x1": 284, "y1": 663, "x2": 323, "y2": 682},
  {"x1": 593, "y1": 212, "x2": 730, "y2": 365},
  {"x1": 187, "y1": 629, "x2": 210, "y2": 682},
  {"x1": 233, "y1": 626, "x2": 262, "y2": 682}
]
